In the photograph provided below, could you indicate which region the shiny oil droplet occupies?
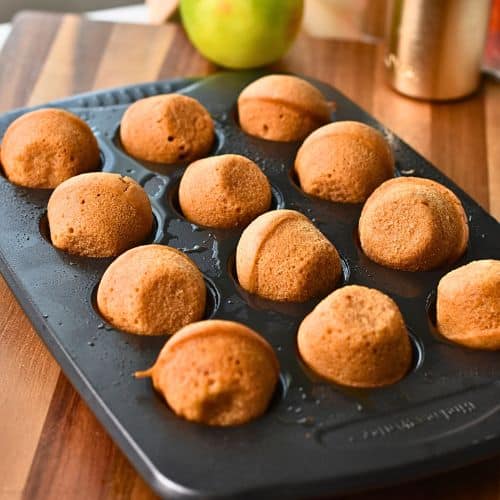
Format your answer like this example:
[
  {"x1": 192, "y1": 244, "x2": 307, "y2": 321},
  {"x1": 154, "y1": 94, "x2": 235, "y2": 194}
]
[
  {"x1": 144, "y1": 176, "x2": 167, "y2": 198},
  {"x1": 297, "y1": 416, "x2": 315, "y2": 426}
]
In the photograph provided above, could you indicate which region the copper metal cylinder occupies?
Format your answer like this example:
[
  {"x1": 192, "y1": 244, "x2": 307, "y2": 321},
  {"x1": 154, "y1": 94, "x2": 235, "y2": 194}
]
[{"x1": 385, "y1": 0, "x2": 491, "y2": 100}]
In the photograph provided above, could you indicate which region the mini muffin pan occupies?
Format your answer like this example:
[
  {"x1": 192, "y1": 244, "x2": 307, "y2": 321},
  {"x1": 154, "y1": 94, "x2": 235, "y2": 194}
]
[{"x1": 0, "y1": 71, "x2": 499, "y2": 499}]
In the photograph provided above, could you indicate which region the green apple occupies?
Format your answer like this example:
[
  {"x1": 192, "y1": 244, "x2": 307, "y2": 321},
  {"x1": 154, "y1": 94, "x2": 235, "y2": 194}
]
[{"x1": 180, "y1": 0, "x2": 304, "y2": 69}]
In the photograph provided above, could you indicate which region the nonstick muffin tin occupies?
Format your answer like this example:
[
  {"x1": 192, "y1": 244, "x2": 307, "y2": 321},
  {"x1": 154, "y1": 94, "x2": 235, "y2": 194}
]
[{"x1": 0, "y1": 71, "x2": 499, "y2": 499}]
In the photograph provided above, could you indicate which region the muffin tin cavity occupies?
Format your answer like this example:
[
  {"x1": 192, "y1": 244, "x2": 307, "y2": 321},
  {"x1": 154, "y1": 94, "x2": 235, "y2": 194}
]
[
  {"x1": 143, "y1": 212, "x2": 162, "y2": 244},
  {"x1": 1, "y1": 72, "x2": 499, "y2": 499},
  {"x1": 408, "y1": 330, "x2": 425, "y2": 371},
  {"x1": 203, "y1": 276, "x2": 221, "y2": 319},
  {"x1": 38, "y1": 212, "x2": 51, "y2": 243},
  {"x1": 267, "y1": 371, "x2": 293, "y2": 411},
  {"x1": 270, "y1": 185, "x2": 286, "y2": 210},
  {"x1": 425, "y1": 290, "x2": 449, "y2": 344}
]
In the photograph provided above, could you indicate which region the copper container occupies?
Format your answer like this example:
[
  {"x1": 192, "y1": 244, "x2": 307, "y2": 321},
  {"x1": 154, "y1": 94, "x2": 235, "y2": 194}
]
[{"x1": 385, "y1": 0, "x2": 491, "y2": 100}]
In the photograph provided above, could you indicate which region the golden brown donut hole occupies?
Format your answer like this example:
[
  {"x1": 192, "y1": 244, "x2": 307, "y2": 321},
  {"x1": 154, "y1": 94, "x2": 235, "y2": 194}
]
[
  {"x1": 47, "y1": 172, "x2": 153, "y2": 257},
  {"x1": 358, "y1": 177, "x2": 469, "y2": 271},
  {"x1": 178, "y1": 154, "x2": 272, "y2": 229},
  {"x1": 294, "y1": 121, "x2": 394, "y2": 203},
  {"x1": 135, "y1": 319, "x2": 280, "y2": 426},
  {"x1": 236, "y1": 209, "x2": 342, "y2": 302},
  {"x1": 436, "y1": 259, "x2": 500, "y2": 350},
  {"x1": 298, "y1": 285, "x2": 412, "y2": 388},
  {"x1": 1, "y1": 108, "x2": 100, "y2": 188},
  {"x1": 238, "y1": 75, "x2": 332, "y2": 142},
  {"x1": 120, "y1": 94, "x2": 214, "y2": 164},
  {"x1": 97, "y1": 244, "x2": 206, "y2": 336}
]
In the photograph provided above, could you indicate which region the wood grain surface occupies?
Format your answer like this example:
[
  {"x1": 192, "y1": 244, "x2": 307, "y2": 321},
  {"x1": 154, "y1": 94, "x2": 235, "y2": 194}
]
[{"x1": 0, "y1": 11, "x2": 499, "y2": 500}]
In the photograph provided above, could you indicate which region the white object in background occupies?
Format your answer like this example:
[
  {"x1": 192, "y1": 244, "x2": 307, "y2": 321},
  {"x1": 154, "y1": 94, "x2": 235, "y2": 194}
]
[
  {"x1": 303, "y1": 0, "x2": 367, "y2": 39},
  {"x1": 0, "y1": 23, "x2": 12, "y2": 50},
  {"x1": 87, "y1": 4, "x2": 148, "y2": 24},
  {"x1": 303, "y1": 0, "x2": 387, "y2": 41},
  {"x1": 146, "y1": 0, "x2": 179, "y2": 24},
  {"x1": 0, "y1": 4, "x2": 148, "y2": 52}
]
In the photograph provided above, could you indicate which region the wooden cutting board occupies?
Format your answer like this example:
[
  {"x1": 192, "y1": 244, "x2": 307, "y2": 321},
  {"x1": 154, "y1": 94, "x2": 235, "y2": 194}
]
[{"x1": 0, "y1": 11, "x2": 499, "y2": 500}]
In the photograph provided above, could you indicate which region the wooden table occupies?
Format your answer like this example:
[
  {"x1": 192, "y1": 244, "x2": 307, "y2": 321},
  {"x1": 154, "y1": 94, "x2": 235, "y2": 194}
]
[{"x1": 0, "y1": 11, "x2": 499, "y2": 500}]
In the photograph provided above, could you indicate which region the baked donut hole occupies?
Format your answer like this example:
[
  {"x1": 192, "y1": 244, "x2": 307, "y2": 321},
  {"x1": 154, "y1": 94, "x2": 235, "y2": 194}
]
[
  {"x1": 435, "y1": 260, "x2": 500, "y2": 350},
  {"x1": 298, "y1": 327, "x2": 424, "y2": 386},
  {"x1": 297, "y1": 285, "x2": 413, "y2": 388},
  {"x1": 235, "y1": 209, "x2": 342, "y2": 303},
  {"x1": 135, "y1": 319, "x2": 280, "y2": 426},
  {"x1": 114, "y1": 123, "x2": 224, "y2": 177},
  {"x1": 226, "y1": 252, "x2": 317, "y2": 317},
  {"x1": 237, "y1": 74, "x2": 332, "y2": 142},
  {"x1": 1, "y1": 108, "x2": 101, "y2": 189},
  {"x1": 358, "y1": 177, "x2": 469, "y2": 271},
  {"x1": 169, "y1": 173, "x2": 285, "y2": 227},
  {"x1": 228, "y1": 249, "x2": 351, "y2": 316},
  {"x1": 294, "y1": 121, "x2": 395, "y2": 204},
  {"x1": 119, "y1": 94, "x2": 214, "y2": 165},
  {"x1": 92, "y1": 272, "x2": 220, "y2": 332},
  {"x1": 96, "y1": 244, "x2": 207, "y2": 335},
  {"x1": 178, "y1": 154, "x2": 272, "y2": 229},
  {"x1": 47, "y1": 172, "x2": 153, "y2": 258}
]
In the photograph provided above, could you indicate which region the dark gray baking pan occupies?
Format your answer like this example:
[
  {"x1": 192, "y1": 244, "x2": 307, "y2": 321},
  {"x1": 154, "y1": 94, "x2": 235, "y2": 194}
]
[{"x1": 0, "y1": 71, "x2": 499, "y2": 499}]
